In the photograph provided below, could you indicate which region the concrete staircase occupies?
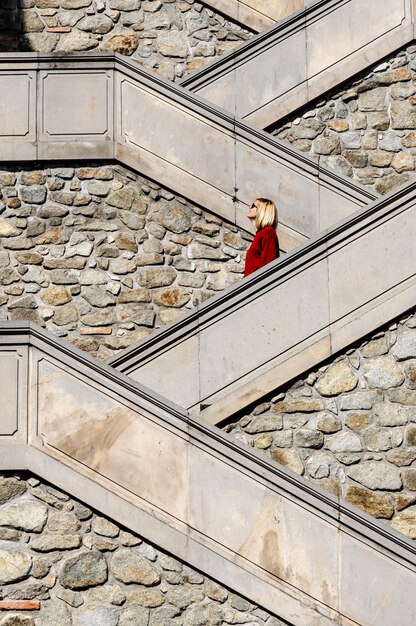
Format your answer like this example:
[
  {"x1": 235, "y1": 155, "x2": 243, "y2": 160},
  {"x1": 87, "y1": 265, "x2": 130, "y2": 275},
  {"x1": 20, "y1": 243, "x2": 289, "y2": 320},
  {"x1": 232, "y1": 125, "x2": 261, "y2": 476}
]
[
  {"x1": 182, "y1": 0, "x2": 416, "y2": 128},
  {"x1": 0, "y1": 320, "x2": 415, "y2": 626},
  {"x1": 1, "y1": 5, "x2": 416, "y2": 624},
  {"x1": 0, "y1": 53, "x2": 375, "y2": 254},
  {"x1": 109, "y1": 179, "x2": 416, "y2": 424}
]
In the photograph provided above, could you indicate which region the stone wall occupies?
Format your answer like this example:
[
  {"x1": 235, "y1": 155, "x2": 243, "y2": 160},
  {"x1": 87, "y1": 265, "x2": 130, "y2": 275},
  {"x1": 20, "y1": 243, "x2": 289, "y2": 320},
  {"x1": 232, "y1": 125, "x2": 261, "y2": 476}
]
[
  {"x1": 1, "y1": 0, "x2": 252, "y2": 81},
  {"x1": 0, "y1": 164, "x2": 249, "y2": 360},
  {"x1": 224, "y1": 309, "x2": 416, "y2": 539},
  {"x1": 272, "y1": 45, "x2": 416, "y2": 195},
  {"x1": 0, "y1": 473, "x2": 289, "y2": 625}
]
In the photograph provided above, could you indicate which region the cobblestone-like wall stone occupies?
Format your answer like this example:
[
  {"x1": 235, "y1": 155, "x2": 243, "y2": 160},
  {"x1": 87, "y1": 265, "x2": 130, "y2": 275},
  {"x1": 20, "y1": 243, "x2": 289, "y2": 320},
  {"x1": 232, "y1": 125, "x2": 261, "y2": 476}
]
[
  {"x1": 271, "y1": 46, "x2": 416, "y2": 194},
  {"x1": 0, "y1": 0, "x2": 252, "y2": 81},
  {"x1": 0, "y1": 474, "x2": 289, "y2": 625},
  {"x1": 225, "y1": 309, "x2": 416, "y2": 539},
  {"x1": 0, "y1": 164, "x2": 250, "y2": 360}
]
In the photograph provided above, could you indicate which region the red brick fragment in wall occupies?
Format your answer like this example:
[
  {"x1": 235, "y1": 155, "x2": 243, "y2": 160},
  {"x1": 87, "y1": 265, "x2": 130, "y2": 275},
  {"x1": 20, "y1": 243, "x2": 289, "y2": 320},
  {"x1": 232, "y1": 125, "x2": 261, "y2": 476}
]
[
  {"x1": 0, "y1": 600, "x2": 40, "y2": 610},
  {"x1": 80, "y1": 326, "x2": 112, "y2": 335},
  {"x1": 46, "y1": 27, "x2": 71, "y2": 33}
]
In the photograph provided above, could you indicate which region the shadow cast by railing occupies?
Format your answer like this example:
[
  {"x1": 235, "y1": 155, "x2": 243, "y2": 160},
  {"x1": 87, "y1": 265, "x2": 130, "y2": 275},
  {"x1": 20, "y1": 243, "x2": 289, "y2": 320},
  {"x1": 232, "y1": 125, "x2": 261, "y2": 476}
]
[{"x1": 0, "y1": 0, "x2": 27, "y2": 52}]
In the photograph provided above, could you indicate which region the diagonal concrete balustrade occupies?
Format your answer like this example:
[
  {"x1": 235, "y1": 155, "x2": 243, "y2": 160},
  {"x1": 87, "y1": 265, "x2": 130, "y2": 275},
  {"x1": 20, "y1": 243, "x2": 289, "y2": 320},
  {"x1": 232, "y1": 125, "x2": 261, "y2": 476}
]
[
  {"x1": 0, "y1": 321, "x2": 415, "y2": 626},
  {"x1": 182, "y1": 0, "x2": 416, "y2": 129},
  {"x1": 203, "y1": 0, "x2": 309, "y2": 32},
  {"x1": 0, "y1": 52, "x2": 375, "y2": 253},
  {"x1": 109, "y1": 181, "x2": 416, "y2": 425}
]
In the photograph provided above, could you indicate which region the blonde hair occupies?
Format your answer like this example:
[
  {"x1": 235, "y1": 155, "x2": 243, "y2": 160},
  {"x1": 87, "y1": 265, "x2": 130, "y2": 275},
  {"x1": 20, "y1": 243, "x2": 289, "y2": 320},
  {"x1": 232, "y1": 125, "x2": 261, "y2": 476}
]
[{"x1": 253, "y1": 198, "x2": 277, "y2": 231}]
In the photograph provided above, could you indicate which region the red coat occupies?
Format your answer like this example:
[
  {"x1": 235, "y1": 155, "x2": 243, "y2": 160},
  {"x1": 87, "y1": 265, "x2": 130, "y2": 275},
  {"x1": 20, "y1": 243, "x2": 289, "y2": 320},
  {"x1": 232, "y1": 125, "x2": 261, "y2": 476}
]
[{"x1": 244, "y1": 225, "x2": 279, "y2": 277}]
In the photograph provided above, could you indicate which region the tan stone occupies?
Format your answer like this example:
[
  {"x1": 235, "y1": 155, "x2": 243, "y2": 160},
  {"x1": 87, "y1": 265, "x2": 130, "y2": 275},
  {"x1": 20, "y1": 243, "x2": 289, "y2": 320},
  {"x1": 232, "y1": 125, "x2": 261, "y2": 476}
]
[
  {"x1": 386, "y1": 448, "x2": 416, "y2": 467},
  {"x1": 392, "y1": 151, "x2": 414, "y2": 173},
  {"x1": 153, "y1": 288, "x2": 190, "y2": 308},
  {"x1": 391, "y1": 509, "x2": 416, "y2": 539},
  {"x1": 345, "y1": 485, "x2": 394, "y2": 519},
  {"x1": 315, "y1": 362, "x2": 358, "y2": 396},
  {"x1": 0, "y1": 218, "x2": 20, "y2": 238},
  {"x1": 394, "y1": 494, "x2": 416, "y2": 512},
  {"x1": 273, "y1": 399, "x2": 324, "y2": 413},
  {"x1": 53, "y1": 305, "x2": 79, "y2": 326},
  {"x1": 328, "y1": 119, "x2": 349, "y2": 132},
  {"x1": 102, "y1": 32, "x2": 138, "y2": 55},
  {"x1": 42, "y1": 287, "x2": 72, "y2": 306},
  {"x1": 270, "y1": 449, "x2": 304, "y2": 475}
]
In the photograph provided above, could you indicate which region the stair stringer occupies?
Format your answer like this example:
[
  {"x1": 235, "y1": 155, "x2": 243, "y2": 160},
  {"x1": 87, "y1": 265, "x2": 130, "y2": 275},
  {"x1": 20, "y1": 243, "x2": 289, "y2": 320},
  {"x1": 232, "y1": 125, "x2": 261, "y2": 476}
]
[
  {"x1": 0, "y1": 322, "x2": 415, "y2": 626},
  {"x1": 181, "y1": 0, "x2": 416, "y2": 129}
]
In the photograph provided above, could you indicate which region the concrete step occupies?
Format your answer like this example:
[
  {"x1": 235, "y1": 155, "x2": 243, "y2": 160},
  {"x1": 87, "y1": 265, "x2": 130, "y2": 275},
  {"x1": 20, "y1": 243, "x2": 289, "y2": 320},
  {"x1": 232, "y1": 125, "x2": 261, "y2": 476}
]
[
  {"x1": 182, "y1": 0, "x2": 416, "y2": 129},
  {"x1": 0, "y1": 320, "x2": 415, "y2": 626}
]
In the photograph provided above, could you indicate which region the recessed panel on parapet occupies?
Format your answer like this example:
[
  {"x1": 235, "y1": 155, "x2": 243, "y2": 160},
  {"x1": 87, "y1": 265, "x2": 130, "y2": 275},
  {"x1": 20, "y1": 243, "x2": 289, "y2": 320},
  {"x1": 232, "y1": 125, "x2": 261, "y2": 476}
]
[
  {"x1": 0, "y1": 352, "x2": 20, "y2": 438},
  {"x1": 40, "y1": 71, "x2": 112, "y2": 139}
]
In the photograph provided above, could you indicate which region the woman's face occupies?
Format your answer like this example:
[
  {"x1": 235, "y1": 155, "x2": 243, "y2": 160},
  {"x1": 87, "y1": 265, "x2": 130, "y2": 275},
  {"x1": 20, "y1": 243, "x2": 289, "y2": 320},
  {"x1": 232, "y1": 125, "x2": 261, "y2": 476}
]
[{"x1": 247, "y1": 203, "x2": 257, "y2": 220}]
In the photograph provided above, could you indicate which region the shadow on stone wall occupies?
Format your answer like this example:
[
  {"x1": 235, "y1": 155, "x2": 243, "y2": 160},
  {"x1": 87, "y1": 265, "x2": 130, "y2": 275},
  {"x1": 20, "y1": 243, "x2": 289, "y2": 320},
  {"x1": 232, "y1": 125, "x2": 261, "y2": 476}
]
[{"x1": 0, "y1": 0, "x2": 25, "y2": 52}]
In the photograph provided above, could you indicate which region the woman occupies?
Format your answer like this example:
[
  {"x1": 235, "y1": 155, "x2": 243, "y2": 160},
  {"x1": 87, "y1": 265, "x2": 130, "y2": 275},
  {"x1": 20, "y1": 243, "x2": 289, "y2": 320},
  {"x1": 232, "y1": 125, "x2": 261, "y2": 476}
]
[{"x1": 244, "y1": 198, "x2": 279, "y2": 277}]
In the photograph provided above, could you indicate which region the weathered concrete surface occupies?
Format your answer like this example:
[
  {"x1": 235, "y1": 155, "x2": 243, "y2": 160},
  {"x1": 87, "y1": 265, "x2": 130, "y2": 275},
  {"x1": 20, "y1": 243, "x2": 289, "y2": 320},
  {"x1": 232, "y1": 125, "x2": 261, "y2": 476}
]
[
  {"x1": 0, "y1": 322, "x2": 415, "y2": 626},
  {"x1": 183, "y1": 0, "x2": 415, "y2": 129}
]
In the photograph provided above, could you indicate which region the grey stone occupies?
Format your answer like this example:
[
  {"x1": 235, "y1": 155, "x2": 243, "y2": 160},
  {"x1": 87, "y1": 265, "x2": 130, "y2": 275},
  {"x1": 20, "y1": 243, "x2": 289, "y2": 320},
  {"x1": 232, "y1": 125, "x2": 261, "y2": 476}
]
[
  {"x1": 30, "y1": 534, "x2": 82, "y2": 552},
  {"x1": 188, "y1": 243, "x2": 228, "y2": 260},
  {"x1": 244, "y1": 414, "x2": 283, "y2": 433},
  {"x1": 155, "y1": 203, "x2": 193, "y2": 233},
  {"x1": 20, "y1": 185, "x2": 47, "y2": 204},
  {"x1": 110, "y1": 548, "x2": 160, "y2": 585},
  {"x1": 82, "y1": 287, "x2": 116, "y2": 308},
  {"x1": 73, "y1": 607, "x2": 118, "y2": 626},
  {"x1": 159, "y1": 31, "x2": 188, "y2": 58},
  {"x1": 315, "y1": 362, "x2": 358, "y2": 396},
  {"x1": 183, "y1": 602, "x2": 222, "y2": 626},
  {"x1": 77, "y1": 14, "x2": 114, "y2": 33},
  {"x1": 56, "y1": 588, "x2": 84, "y2": 608},
  {"x1": 392, "y1": 327, "x2": 416, "y2": 360},
  {"x1": 91, "y1": 516, "x2": 119, "y2": 538},
  {"x1": 358, "y1": 88, "x2": 388, "y2": 111},
  {"x1": 362, "y1": 427, "x2": 393, "y2": 452},
  {"x1": 373, "y1": 403, "x2": 408, "y2": 426},
  {"x1": 326, "y1": 432, "x2": 362, "y2": 453},
  {"x1": 119, "y1": 608, "x2": 150, "y2": 626},
  {"x1": 294, "y1": 429, "x2": 323, "y2": 448},
  {"x1": 137, "y1": 267, "x2": 176, "y2": 288},
  {"x1": 391, "y1": 101, "x2": 416, "y2": 129},
  {"x1": 35, "y1": 599, "x2": 72, "y2": 626},
  {"x1": 166, "y1": 586, "x2": 204, "y2": 609},
  {"x1": 290, "y1": 119, "x2": 325, "y2": 140},
  {"x1": 59, "y1": 552, "x2": 108, "y2": 589},
  {"x1": 0, "y1": 548, "x2": 32, "y2": 584},
  {"x1": 363, "y1": 356, "x2": 405, "y2": 389},
  {"x1": 347, "y1": 461, "x2": 402, "y2": 490},
  {"x1": 0, "y1": 500, "x2": 47, "y2": 532},
  {"x1": 305, "y1": 452, "x2": 331, "y2": 479}
]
